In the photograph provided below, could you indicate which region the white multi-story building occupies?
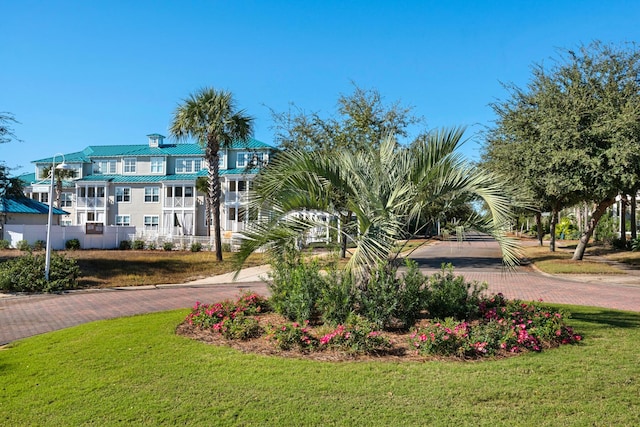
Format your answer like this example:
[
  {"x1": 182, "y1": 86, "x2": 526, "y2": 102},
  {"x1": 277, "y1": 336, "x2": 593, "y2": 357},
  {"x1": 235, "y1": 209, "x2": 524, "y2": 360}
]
[{"x1": 21, "y1": 134, "x2": 274, "y2": 241}]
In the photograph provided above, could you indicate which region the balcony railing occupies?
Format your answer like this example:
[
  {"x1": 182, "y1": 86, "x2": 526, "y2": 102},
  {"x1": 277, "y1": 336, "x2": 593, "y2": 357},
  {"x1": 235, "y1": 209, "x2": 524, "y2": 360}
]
[
  {"x1": 164, "y1": 197, "x2": 195, "y2": 208},
  {"x1": 76, "y1": 197, "x2": 106, "y2": 208}
]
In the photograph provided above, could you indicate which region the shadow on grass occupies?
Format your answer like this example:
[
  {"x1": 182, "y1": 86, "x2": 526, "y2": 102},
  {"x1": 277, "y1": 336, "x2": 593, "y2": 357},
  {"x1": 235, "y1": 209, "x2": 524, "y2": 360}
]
[{"x1": 570, "y1": 308, "x2": 640, "y2": 329}]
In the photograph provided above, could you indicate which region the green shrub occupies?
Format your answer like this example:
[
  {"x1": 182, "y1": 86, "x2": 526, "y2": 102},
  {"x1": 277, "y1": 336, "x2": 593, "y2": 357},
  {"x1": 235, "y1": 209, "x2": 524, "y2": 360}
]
[
  {"x1": 268, "y1": 321, "x2": 317, "y2": 351},
  {"x1": 424, "y1": 264, "x2": 486, "y2": 320},
  {"x1": 147, "y1": 242, "x2": 157, "y2": 250},
  {"x1": 611, "y1": 237, "x2": 630, "y2": 251},
  {"x1": 65, "y1": 238, "x2": 81, "y2": 250},
  {"x1": 318, "y1": 314, "x2": 391, "y2": 354},
  {"x1": 631, "y1": 238, "x2": 640, "y2": 252},
  {"x1": 219, "y1": 316, "x2": 263, "y2": 340},
  {"x1": 32, "y1": 240, "x2": 46, "y2": 251},
  {"x1": 319, "y1": 271, "x2": 356, "y2": 325},
  {"x1": 190, "y1": 242, "x2": 202, "y2": 252},
  {"x1": 132, "y1": 240, "x2": 145, "y2": 250},
  {"x1": 119, "y1": 240, "x2": 131, "y2": 250},
  {"x1": 0, "y1": 252, "x2": 80, "y2": 293},
  {"x1": 17, "y1": 240, "x2": 31, "y2": 252},
  {"x1": 221, "y1": 243, "x2": 232, "y2": 252},
  {"x1": 163, "y1": 241, "x2": 174, "y2": 251},
  {"x1": 268, "y1": 250, "x2": 325, "y2": 323},
  {"x1": 356, "y1": 263, "x2": 401, "y2": 329},
  {"x1": 0, "y1": 239, "x2": 10, "y2": 249}
]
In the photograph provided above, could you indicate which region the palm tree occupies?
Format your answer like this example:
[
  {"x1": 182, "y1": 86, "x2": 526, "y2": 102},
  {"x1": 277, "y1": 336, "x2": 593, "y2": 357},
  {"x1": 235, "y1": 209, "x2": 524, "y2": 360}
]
[
  {"x1": 40, "y1": 166, "x2": 76, "y2": 208},
  {"x1": 170, "y1": 88, "x2": 254, "y2": 261},
  {"x1": 237, "y1": 127, "x2": 519, "y2": 279}
]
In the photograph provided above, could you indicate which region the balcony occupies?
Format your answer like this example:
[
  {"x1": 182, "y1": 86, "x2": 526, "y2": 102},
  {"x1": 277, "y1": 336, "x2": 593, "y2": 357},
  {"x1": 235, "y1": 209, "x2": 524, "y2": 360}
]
[
  {"x1": 76, "y1": 197, "x2": 106, "y2": 208},
  {"x1": 164, "y1": 197, "x2": 195, "y2": 208}
]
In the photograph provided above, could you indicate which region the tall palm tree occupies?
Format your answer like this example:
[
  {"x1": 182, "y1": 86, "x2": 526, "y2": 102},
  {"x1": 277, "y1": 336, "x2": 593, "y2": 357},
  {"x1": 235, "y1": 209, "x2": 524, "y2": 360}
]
[
  {"x1": 40, "y1": 166, "x2": 76, "y2": 208},
  {"x1": 237, "y1": 127, "x2": 519, "y2": 279},
  {"x1": 170, "y1": 88, "x2": 254, "y2": 261}
]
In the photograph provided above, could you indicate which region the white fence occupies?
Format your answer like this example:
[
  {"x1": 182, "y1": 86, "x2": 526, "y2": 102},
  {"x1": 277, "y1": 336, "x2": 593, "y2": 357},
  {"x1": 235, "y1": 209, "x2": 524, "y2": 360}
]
[{"x1": 5, "y1": 225, "x2": 136, "y2": 250}]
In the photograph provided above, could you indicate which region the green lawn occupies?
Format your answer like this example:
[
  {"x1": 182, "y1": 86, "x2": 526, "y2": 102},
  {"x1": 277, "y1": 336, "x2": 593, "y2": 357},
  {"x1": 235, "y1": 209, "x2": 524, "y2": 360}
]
[{"x1": 1, "y1": 306, "x2": 639, "y2": 426}]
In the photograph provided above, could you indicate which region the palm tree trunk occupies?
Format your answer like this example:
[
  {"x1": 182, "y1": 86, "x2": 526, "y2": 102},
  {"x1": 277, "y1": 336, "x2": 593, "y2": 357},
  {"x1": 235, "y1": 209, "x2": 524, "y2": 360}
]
[
  {"x1": 208, "y1": 136, "x2": 224, "y2": 261},
  {"x1": 619, "y1": 195, "x2": 627, "y2": 244}
]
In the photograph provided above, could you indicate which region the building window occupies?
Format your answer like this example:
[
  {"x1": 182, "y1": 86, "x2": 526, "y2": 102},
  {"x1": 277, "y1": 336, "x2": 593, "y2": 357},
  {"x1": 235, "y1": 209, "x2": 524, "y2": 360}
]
[
  {"x1": 123, "y1": 158, "x2": 136, "y2": 174},
  {"x1": 60, "y1": 192, "x2": 73, "y2": 207},
  {"x1": 150, "y1": 157, "x2": 164, "y2": 174},
  {"x1": 144, "y1": 187, "x2": 159, "y2": 203},
  {"x1": 144, "y1": 215, "x2": 159, "y2": 231},
  {"x1": 176, "y1": 158, "x2": 203, "y2": 173},
  {"x1": 218, "y1": 151, "x2": 225, "y2": 169},
  {"x1": 61, "y1": 220, "x2": 72, "y2": 226},
  {"x1": 115, "y1": 215, "x2": 130, "y2": 226},
  {"x1": 252, "y1": 152, "x2": 268, "y2": 167},
  {"x1": 236, "y1": 152, "x2": 249, "y2": 168},
  {"x1": 116, "y1": 187, "x2": 131, "y2": 202},
  {"x1": 40, "y1": 192, "x2": 49, "y2": 203},
  {"x1": 185, "y1": 186, "x2": 193, "y2": 198},
  {"x1": 94, "y1": 160, "x2": 116, "y2": 174}
]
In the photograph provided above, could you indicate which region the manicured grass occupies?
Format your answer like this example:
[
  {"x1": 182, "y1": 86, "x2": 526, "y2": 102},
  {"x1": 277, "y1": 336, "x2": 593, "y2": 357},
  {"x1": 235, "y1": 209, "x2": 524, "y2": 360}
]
[
  {"x1": 1, "y1": 306, "x2": 638, "y2": 426},
  {"x1": 521, "y1": 244, "x2": 625, "y2": 274},
  {"x1": 0, "y1": 249, "x2": 265, "y2": 288}
]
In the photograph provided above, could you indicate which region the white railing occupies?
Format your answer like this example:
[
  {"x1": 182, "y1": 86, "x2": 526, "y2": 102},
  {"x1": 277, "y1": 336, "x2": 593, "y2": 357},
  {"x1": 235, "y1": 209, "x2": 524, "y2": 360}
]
[
  {"x1": 164, "y1": 197, "x2": 195, "y2": 208},
  {"x1": 76, "y1": 197, "x2": 106, "y2": 208}
]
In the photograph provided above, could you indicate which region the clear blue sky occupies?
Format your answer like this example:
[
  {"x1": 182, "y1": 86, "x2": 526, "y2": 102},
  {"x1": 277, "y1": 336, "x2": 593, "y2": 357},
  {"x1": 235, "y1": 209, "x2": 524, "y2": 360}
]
[{"x1": 2, "y1": 0, "x2": 639, "y2": 175}]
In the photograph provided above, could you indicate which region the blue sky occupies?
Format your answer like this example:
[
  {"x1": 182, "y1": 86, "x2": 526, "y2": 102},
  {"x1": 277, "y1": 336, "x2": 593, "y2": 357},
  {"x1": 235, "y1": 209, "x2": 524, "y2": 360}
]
[{"x1": 2, "y1": 0, "x2": 640, "y2": 175}]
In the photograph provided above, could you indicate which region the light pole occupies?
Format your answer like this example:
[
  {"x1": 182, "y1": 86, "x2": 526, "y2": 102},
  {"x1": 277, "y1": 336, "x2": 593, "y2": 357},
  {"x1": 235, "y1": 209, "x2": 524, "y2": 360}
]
[{"x1": 44, "y1": 153, "x2": 69, "y2": 281}]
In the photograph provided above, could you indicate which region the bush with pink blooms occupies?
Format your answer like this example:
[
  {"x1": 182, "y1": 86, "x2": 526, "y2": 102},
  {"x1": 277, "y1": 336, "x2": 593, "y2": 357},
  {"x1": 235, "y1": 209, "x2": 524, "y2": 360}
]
[{"x1": 410, "y1": 294, "x2": 582, "y2": 357}]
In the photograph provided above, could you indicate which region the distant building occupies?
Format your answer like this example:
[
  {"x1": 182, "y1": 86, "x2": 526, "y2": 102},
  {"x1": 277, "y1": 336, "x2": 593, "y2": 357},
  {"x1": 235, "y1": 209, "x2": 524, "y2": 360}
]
[{"x1": 20, "y1": 134, "x2": 274, "y2": 240}]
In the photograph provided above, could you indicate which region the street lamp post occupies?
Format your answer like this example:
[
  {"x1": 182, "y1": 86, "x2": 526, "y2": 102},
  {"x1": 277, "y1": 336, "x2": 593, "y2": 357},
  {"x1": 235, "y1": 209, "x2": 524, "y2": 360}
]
[{"x1": 44, "y1": 154, "x2": 69, "y2": 281}]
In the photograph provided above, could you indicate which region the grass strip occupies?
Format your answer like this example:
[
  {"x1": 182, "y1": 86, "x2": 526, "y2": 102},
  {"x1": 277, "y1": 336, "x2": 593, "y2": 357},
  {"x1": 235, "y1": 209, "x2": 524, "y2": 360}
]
[{"x1": 1, "y1": 306, "x2": 638, "y2": 426}]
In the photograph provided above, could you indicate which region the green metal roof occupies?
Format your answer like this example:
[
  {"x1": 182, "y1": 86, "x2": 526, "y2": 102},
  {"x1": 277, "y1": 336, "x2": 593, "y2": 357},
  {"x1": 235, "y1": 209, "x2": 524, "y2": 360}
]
[
  {"x1": 32, "y1": 138, "x2": 273, "y2": 164},
  {"x1": 0, "y1": 197, "x2": 69, "y2": 215}
]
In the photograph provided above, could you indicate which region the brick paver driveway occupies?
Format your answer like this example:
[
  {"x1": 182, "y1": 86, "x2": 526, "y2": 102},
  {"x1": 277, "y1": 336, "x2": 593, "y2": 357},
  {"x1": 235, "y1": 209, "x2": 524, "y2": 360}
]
[{"x1": 1, "y1": 235, "x2": 639, "y2": 345}]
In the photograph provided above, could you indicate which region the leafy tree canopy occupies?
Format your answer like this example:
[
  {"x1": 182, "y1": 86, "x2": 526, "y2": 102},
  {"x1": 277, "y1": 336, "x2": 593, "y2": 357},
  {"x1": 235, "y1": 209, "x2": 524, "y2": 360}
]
[
  {"x1": 481, "y1": 41, "x2": 640, "y2": 259},
  {"x1": 270, "y1": 83, "x2": 424, "y2": 153}
]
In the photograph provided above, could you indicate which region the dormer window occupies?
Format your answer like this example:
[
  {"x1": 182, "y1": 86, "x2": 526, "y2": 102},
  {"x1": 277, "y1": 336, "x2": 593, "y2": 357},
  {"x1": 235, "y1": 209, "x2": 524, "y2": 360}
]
[
  {"x1": 150, "y1": 157, "x2": 164, "y2": 174},
  {"x1": 236, "y1": 152, "x2": 249, "y2": 168}
]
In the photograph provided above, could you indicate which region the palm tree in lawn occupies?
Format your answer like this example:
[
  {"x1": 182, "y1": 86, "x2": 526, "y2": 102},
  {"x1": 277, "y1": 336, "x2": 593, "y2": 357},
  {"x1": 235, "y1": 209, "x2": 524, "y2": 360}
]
[
  {"x1": 237, "y1": 127, "x2": 520, "y2": 279},
  {"x1": 40, "y1": 166, "x2": 76, "y2": 208},
  {"x1": 170, "y1": 88, "x2": 254, "y2": 261},
  {"x1": 196, "y1": 176, "x2": 211, "y2": 237}
]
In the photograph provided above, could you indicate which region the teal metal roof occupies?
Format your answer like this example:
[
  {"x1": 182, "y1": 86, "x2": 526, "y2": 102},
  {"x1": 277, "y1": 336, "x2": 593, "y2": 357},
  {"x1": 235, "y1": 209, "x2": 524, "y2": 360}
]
[
  {"x1": 31, "y1": 138, "x2": 273, "y2": 164},
  {"x1": 77, "y1": 173, "x2": 206, "y2": 184},
  {"x1": 0, "y1": 197, "x2": 69, "y2": 215}
]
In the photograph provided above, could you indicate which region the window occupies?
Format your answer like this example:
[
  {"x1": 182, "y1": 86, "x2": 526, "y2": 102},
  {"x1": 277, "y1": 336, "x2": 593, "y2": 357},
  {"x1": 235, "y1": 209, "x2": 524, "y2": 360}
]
[
  {"x1": 116, "y1": 187, "x2": 131, "y2": 202},
  {"x1": 61, "y1": 220, "x2": 72, "y2": 226},
  {"x1": 60, "y1": 192, "x2": 73, "y2": 207},
  {"x1": 252, "y1": 152, "x2": 268, "y2": 167},
  {"x1": 115, "y1": 215, "x2": 130, "y2": 226},
  {"x1": 87, "y1": 212, "x2": 96, "y2": 221},
  {"x1": 236, "y1": 152, "x2": 249, "y2": 168},
  {"x1": 150, "y1": 157, "x2": 164, "y2": 174},
  {"x1": 94, "y1": 160, "x2": 116, "y2": 174},
  {"x1": 185, "y1": 186, "x2": 193, "y2": 198},
  {"x1": 218, "y1": 151, "x2": 225, "y2": 169},
  {"x1": 40, "y1": 192, "x2": 49, "y2": 203},
  {"x1": 123, "y1": 158, "x2": 136, "y2": 174},
  {"x1": 144, "y1": 215, "x2": 159, "y2": 231},
  {"x1": 238, "y1": 180, "x2": 246, "y2": 192},
  {"x1": 175, "y1": 158, "x2": 203, "y2": 173},
  {"x1": 144, "y1": 187, "x2": 159, "y2": 203}
]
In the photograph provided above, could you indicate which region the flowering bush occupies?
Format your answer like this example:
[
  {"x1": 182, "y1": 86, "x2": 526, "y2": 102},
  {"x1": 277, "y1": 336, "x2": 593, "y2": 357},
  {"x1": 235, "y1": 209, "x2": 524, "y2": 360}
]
[
  {"x1": 319, "y1": 316, "x2": 391, "y2": 354},
  {"x1": 185, "y1": 292, "x2": 270, "y2": 340},
  {"x1": 268, "y1": 321, "x2": 318, "y2": 351},
  {"x1": 410, "y1": 294, "x2": 582, "y2": 358}
]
